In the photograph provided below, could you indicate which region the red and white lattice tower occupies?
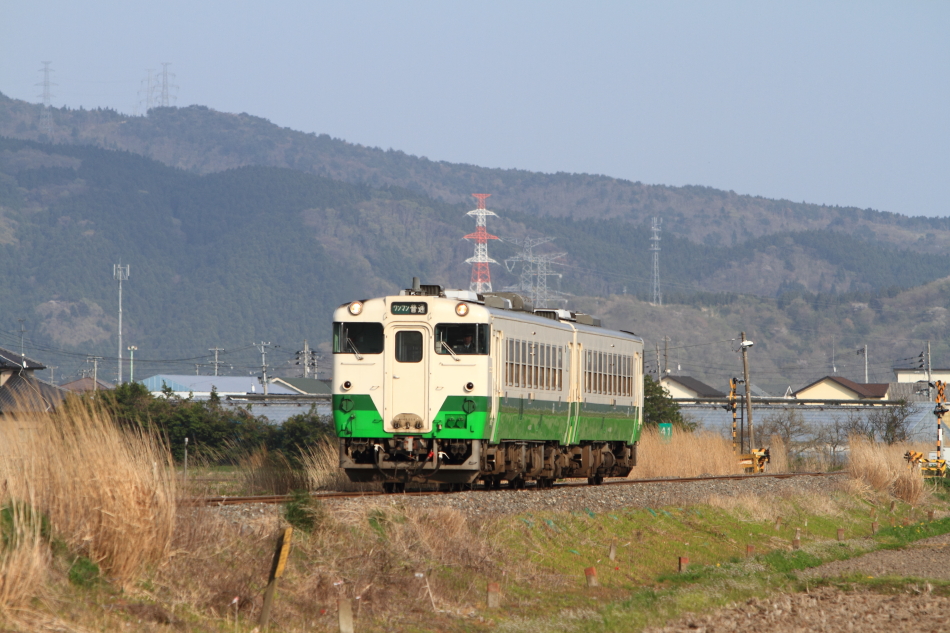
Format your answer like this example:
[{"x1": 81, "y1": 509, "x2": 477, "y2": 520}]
[{"x1": 464, "y1": 193, "x2": 499, "y2": 293}]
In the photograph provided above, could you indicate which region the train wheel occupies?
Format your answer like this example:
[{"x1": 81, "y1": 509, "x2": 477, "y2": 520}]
[
  {"x1": 587, "y1": 476, "x2": 604, "y2": 486},
  {"x1": 383, "y1": 482, "x2": 395, "y2": 494},
  {"x1": 509, "y1": 477, "x2": 525, "y2": 490}
]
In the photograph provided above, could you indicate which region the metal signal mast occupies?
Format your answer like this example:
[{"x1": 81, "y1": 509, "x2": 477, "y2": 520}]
[
  {"x1": 650, "y1": 217, "x2": 662, "y2": 306},
  {"x1": 464, "y1": 193, "x2": 499, "y2": 293}
]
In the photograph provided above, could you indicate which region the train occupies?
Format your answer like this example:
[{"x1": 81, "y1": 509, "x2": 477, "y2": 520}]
[{"x1": 332, "y1": 279, "x2": 644, "y2": 492}]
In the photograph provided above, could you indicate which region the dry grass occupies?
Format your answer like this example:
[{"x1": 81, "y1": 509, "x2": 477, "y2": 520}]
[
  {"x1": 634, "y1": 428, "x2": 744, "y2": 478},
  {"x1": 0, "y1": 495, "x2": 49, "y2": 608},
  {"x1": 238, "y1": 445, "x2": 308, "y2": 495},
  {"x1": 768, "y1": 434, "x2": 789, "y2": 473},
  {"x1": 301, "y1": 437, "x2": 380, "y2": 492},
  {"x1": 848, "y1": 436, "x2": 927, "y2": 504},
  {"x1": 0, "y1": 396, "x2": 175, "y2": 603}
]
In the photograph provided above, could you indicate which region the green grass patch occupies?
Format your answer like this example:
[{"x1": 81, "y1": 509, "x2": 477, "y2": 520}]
[
  {"x1": 873, "y1": 516, "x2": 950, "y2": 548},
  {"x1": 68, "y1": 556, "x2": 100, "y2": 587}
]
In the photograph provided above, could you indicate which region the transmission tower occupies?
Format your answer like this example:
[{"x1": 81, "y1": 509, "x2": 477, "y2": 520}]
[
  {"x1": 36, "y1": 61, "x2": 55, "y2": 138},
  {"x1": 159, "y1": 63, "x2": 177, "y2": 107},
  {"x1": 464, "y1": 193, "x2": 500, "y2": 293},
  {"x1": 650, "y1": 217, "x2": 662, "y2": 306},
  {"x1": 504, "y1": 237, "x2": 565, "y2": 308},
  {"x1": 139, "y1": 68, "x2": 160, "y2": 112}
]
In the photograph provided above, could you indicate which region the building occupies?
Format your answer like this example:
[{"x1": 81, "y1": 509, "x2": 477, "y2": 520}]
[
  {"x1": 270, "y1": 377, "x2": 332, "y2": 396},
  {"x1": 659, "y1": 375, "x2": 725, "y2": 399},
  {"x1": 139, "y1": 375, "x2": 298, "y2": 398},
  {"x1": 893, "y1": 367, "x2": 950, "y2": 384},
  {"x1": 60, "y1": 377, "x2": 115, "y2": 393},
  {"x1": 793, "y1": 375, "x2": 889, "y2": 401},
  {"x1": 0, "y1": 346, "x2": 64, "y2": 414}
]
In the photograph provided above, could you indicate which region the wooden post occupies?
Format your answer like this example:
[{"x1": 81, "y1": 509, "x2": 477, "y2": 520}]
[
  {"x1": 585, "y1": 567, "x2": 598, "y2": 587},
  {"x1": 928, "y1": 510, "x2": 935, "y2": 522},
  {"x1": 487, "y1": 582, "x2": 501, "y2": 608},
  {"x1": 792, "y1": 528, "x2": 801, "y2": 550},
  {"x1": 871, "y1": 521, "x2": 878, "y2": 535},
  {"x1": 678, "y1": 556, "x2": 689, "y2": 572},
  {"x1": 890, "y1": 500, "x2": 896, "y2": 513},
  {"x1": 338, "y1": 598, "x2": 354, "y2": 633},
  {"x1": 259, "y1": 527, "x2": 293, "y2": 629},
  {"x1": 836, "y1": 528, "x2": 844, "y2": 542}
]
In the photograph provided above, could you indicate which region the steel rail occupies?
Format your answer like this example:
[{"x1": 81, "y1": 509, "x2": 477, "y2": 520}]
[{"x1": 187, "y1": 470, "x2": 846, "y2": 506}]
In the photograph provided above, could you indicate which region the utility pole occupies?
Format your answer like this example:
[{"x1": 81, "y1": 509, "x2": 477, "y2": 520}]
[
  {"x1": 740, "y1": 332, "x2": 754, "y2": 451},
  {"x1": 650, "y1": 217, "x2": 662, "y2": 306},
  {"x1": 663, "y1": 336, "x2": 670, "y2": 375},
  {"x1": 90, "y1": 356, "x2": 103, "y2": 391},
  {"x1": 48, "y1": 366, "x2": 57, "y2": 386},
  {"x1": 928, "y1": 341, "x2": 933, "y2": 400},
  {"x1": 296, "y1": 341, "x2": 317, "y2": 378},
  {"x1": 209, "y1": 347, "x2": 224, "y2": 376},
  {"x1": 726, "y1": 377, "x2": 738, "y2": 453},
  {"x1": 256, "y1": 342, "x2": 271, "y2": 395},
  {"x1": 17, "y1": 319, "x2": 25, "y2": 357},
  {"x1": 128, "y1": 346, "x2": 137, "y2": 383},
  {"x1": 857, "y1": 345, "x2": 868, "y2": 383},
  {"x1": 114, "y1": 262, "x2": 129, "y2": 382}
]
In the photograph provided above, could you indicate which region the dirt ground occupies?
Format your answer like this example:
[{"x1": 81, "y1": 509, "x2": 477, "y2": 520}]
[{"x1": 645, "y1": 534, "x2": 950, "y2": 633}]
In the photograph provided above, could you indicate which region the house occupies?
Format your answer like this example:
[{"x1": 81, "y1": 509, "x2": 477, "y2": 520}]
[
  {"x1": 893, "y1": 367, "x2": 950, "y2": 384},
  {"x1": 0, "y1": 346, "x2": 64, "y2": 414},
  {"x1": 270, "y1": 377, "x2": 332, "y2": 396},
  {"x1": 60, "y1": 377, "x2": 115, "y2": 393},
  {"x1": 659, "y1": 375, "x2": 725, "y2": 399},
  {"x1": 793, "y1": 375, "x2": 889, "y2": 401}
]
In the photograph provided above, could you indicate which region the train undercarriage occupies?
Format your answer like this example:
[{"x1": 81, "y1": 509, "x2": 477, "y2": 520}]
[{"x1": 340, "y1": 438, "x2": 637, "y2": 492}]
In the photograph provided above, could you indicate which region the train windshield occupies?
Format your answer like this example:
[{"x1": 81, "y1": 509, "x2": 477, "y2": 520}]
[
  {"x1": 435, "y1": 323, "x2": 490, "y2": 355},
  {"x1": 333, "y1": 322, "x2": 384, "y2": 355}
]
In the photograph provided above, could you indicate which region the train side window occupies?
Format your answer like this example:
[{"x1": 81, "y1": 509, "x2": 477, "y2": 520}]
[
  {"x1": 333, "y1": 322, "x2": 384, "y2": 355},
  {"x1": 435, "y1": 323, "x2": 489, "y2": 355},
  {"x1": 395, "y1": 331, "x2": 423, "y2": 362}
]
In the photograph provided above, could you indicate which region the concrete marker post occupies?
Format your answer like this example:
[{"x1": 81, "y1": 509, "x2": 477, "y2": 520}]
[
  {"x1": 890, "y1": 500, "x2": 896, "y2": 513},
  {"x1": 609, "y1": 543, "x2": 617, "y2": 562},
  {"x1": 836, "y1": 528, "x2": 844, "y2": 542},
  {"x1": 746, "y1": 544, "x2": 755, "y2": 558},
  {"x1": 678, "y1": 557, "x2": 689, "y2": 572},
  {"x1": 585, "y1": 567, "x2": 598, "y2": 587},
  {"x1": 487, "y1": 582, "x2": 501, "y2": 608},
  {"x1": 338, "y1": 598, "x2": 354, "y2": 633},
  {"x1": 259, "y1": 526, "x2": 293, "y2": 629},
  {"x1": 773, "y1": 517, "x2": 782, "y2": 531},
  {"x1": 792, "y1": 528, "x2": 801, "y2": 550},
  {"x1": 871, "y1": 521, "x2": 878, "y2": 535},
  {"x1": 928, "y1": 510, "x2": 935, "y2": 522}
]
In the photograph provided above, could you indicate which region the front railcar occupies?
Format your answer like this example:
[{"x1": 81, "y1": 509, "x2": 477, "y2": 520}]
[{"x1": 332, "y1": 288, "x2": 492, "y2": 489}]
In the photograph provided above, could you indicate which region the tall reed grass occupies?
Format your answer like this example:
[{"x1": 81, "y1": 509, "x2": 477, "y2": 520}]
[
  {"x1": 301, "y1": 437, "x2": 380, "y2": 492},
  {"x1": 0, "y1": 396, "x2": 175, "y2": 603},
  {"x1": 848, "y1": 436, "x2": 926, "y2": 504},
  {"x1": 634, "y1": 428, "x2": 745, "y2": 478}
]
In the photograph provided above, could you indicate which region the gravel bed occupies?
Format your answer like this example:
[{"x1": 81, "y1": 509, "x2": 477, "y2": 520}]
[
  {"x1": 644, "y1": 585, "x2": 950, "y2": 632},
  {"x1": 317, "y1": 474, "x2": 845, "y2": 519}
]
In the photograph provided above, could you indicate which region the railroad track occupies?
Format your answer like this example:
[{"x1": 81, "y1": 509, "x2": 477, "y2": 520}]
[{"x1": 187, "y1": 470, "x2": 847, "y2": 506}]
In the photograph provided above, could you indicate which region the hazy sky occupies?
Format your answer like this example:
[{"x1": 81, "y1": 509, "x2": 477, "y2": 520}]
[{"x1": 2, "y1": 1, "x2": 947, "y2": 217}]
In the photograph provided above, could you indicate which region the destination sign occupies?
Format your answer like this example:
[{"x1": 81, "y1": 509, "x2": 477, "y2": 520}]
[{"x1": 391, "y1": 302, "x2": 428, "y2": 315}]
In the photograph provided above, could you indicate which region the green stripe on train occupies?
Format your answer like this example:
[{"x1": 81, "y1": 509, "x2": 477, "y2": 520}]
[
  {"x1": 333, "y1": 393, "x2": 490, "y2": 439},
  {"x1": 493, "y1": 397, "x2": 641, "y2": 444}
]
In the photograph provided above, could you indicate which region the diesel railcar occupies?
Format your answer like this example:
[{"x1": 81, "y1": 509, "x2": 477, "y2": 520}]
[{"x1": 333, "y1": 280, "x2": 644, "y2": 492}]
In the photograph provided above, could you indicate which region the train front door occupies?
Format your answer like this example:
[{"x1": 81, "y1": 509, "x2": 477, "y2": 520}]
[{"x1": 384, "y1": 327, "x2": 430, "y2": 433}]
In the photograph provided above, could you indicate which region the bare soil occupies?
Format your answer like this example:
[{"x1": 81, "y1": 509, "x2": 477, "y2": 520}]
[{"x1": 647, "y1": 534, "x2": 950, "y2": 632}]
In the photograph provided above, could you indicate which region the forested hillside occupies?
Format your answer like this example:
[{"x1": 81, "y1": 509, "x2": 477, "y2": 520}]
[
  {"x1": 2, "y1": 92, "x2": 949, "y2": 254},
  {"x1": 2, "y1": 135, "x2": 950, "y2": 390}
]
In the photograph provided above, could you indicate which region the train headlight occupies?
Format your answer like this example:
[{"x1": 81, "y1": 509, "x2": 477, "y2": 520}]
[
  {"x1": 455, "y1": 303, "x2": 469, "y2": 317},
  {"x1": 348, "y1": 301, "x2": 363, "y2": 316},
  {"x1": 464, "y1": 382, "x2": 475, "y2": 392}
]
